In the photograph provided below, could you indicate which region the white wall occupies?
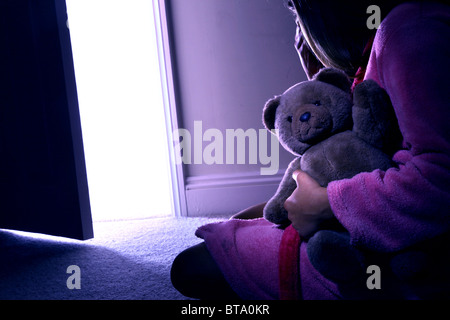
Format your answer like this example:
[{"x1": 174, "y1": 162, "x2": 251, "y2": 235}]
[{"x1": 166, "y1": 0, "x2": 307, "y2": 216}]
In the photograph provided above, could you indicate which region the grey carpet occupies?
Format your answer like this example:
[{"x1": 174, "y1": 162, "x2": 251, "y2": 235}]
[{"x1": 0, "y1": 216, "x2": 225, "y2": 300}]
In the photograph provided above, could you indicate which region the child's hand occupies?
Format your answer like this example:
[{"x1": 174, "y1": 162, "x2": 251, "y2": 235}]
[{"x1": 284, "y1": 170, "x2": 334, "y2": 238}]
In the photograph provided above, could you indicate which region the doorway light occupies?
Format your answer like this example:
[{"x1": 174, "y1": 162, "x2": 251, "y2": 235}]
[{"x1": 66, "y1": 0, "x2": 173, "y2": 221}]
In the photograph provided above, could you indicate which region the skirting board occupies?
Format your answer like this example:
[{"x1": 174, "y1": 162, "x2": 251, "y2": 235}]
[{"x1": 184, "y1": 171, "x2": 284, "y2": 217}]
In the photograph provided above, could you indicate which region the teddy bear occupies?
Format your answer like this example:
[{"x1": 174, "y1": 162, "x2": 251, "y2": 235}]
[
  {"x1": 262, "y1": 67, "x2": 400, "y2": 225},
  {"x1": 262, "y1": 68, "x2": 406, "y2": 284}
]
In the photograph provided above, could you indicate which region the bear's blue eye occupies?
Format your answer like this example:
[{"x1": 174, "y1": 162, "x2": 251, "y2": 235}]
[
  {"x1": 313, "y1": 101, "x2": 321, "y2": 106},
  {"x1": 287, "y1": 116, "x2": 293, "y2": 123}
]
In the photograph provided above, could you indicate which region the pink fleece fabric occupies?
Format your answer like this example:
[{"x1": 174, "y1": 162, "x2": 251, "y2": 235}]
[
  {"x1": 196, "y1": 218, "x2": 283, "y2": 300},
  {"x1": 329, "y1": 1, "x2": 450, "y2": 253},
  {"x1": 196, "y1": 1, "x2": 450, "y2": 300}
]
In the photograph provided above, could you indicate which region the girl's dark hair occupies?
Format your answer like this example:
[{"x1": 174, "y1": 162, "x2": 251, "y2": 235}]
[{"x1": 286, "y1": 0, "x2": 408, "y2": 76}]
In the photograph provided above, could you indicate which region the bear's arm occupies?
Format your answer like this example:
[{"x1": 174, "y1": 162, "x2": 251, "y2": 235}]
[
  {"x1": 263, "y1": 158, "x2": 300, "y2": 225},
  {"x1": 352, "y1": 80, "x2": 401, "y2": 155}
]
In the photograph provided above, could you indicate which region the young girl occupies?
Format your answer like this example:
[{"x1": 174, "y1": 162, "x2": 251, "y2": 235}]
[{"x1": 171, "y1": 0, "x2": 450, "y2": 300}]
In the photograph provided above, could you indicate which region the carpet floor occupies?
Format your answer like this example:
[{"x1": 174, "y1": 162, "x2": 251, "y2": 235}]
[{"x1": 0, "y1": 216, "x2": 226, "y2": 300}]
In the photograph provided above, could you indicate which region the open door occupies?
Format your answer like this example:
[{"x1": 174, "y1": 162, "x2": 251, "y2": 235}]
[{"x1": 0, "y1": 0, "x2": 93, "y2": 240}]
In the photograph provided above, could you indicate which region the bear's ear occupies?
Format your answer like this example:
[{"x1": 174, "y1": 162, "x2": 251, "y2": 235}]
[
  {"x1": 313, "y1": 68, "x2": 351, "y2": 93},
  {"x1": 263, "y1": 96, "x2": 281, "y2": 131}
]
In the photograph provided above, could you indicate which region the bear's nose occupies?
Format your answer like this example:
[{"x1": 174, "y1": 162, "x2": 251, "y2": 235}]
[{"x1": 300, "y1": 112, "x2": 311, "y2": 122}]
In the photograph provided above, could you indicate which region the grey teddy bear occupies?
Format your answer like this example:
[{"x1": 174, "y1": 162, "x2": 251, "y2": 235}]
[{"x1": 262, "y1": 68, "x2": 402, "y2": 282}]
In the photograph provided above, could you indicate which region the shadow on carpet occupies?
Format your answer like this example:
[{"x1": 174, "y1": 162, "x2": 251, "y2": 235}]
[{"x1": 0, "y1": 216, "x2": 226, "y2": 300}]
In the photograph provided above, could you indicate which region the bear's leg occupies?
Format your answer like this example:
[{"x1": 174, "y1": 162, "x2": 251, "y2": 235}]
[{"x1": 307, "y1": 230, "x2": 366, "y2": 283}]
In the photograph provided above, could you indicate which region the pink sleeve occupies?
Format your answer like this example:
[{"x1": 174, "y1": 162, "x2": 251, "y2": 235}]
[{"x1": 328, "y1": 3, "x2": 450, "y2": 253}]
